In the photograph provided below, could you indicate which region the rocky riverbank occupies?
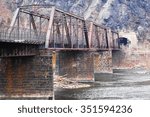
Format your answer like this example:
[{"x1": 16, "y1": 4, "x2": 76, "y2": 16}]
[{"x1": 54, "y1": 75, "x2": 91, "y2": 89}]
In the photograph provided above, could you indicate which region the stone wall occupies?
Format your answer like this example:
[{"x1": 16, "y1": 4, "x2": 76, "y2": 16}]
[
  {"x1": 58, "y1": 51, "x2": 94, "y2": 81},
  {"x1": 0, "y1": 49, "x2": 53, "y2": 99},
  {"x1": 94, "y1": 51, "x2": 113, "y2": 73}
]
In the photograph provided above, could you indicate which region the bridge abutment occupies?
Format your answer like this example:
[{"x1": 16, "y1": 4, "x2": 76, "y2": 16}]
[
  {"x1": 0, "y1": 49, "x2": 53, "y2": 99},
  {"x1": 57, "y1": 51, "x2": 94, "y2": 82}
]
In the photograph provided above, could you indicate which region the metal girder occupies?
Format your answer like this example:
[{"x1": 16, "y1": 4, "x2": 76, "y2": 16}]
[
  {"x1": 20, "y1": 10, "x2": 50, "y2": 19},
  {"x1": 63, "y1": 14, "x2": 72, "y2": 48},
  {"x1": 29, "y1": 14, "x2": 38, "y2": 36},
  {"x1": 0, "y1": 4, "x2": 121, "y2": 50},
  {"x1": 107, "y1": 29, "x2": 113, "y2": 48},
  {"x1": 83, "y1": 21, "x2": 89, "y2": 48},
  {"x1": 105, "y1": 29, "x2": 109, "y2": 48},
  {"x1": 8, "y1": 8, "x2": 20, "y2": 35},
  {"x1": 88, "y1": 22, "x2": 93, "y2": 48},
  {"x1": 10, "y1": 8, "x2": 20, "y2": 28},
  {"x1": 95, "y1": 26, "x2": 100, "y2": 48},
  {"x1": 0, "y1": 43, "x2": 38, "y2": 57},
  {"x1": 45, "y1": 6, "x2": 55, "y2": 48}
]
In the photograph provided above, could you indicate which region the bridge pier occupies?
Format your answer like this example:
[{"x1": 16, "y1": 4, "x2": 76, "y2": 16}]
[
  {"x1": 0, "y1": 49, "x2": 53, "y2": 99},
  {"x1": 57, "y1": 51, "x2": 94, "y2": 82},
  {"x1": 56, "y1": 50, "x2": 113, "y2": 82},
  {"x1": 112, "y1": 50, "x2": 125, "y2": 69},
  {"x1": 93, "y1": 50, "x2": 113, "y2": 80},
  {"x1": 94, "y1": 50, "x2": 113, "y2": 74}
]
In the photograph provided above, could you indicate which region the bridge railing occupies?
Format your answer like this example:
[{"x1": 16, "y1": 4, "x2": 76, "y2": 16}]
[{"x1": 0, "y1": 26, "x2": 46, "y2": 44}]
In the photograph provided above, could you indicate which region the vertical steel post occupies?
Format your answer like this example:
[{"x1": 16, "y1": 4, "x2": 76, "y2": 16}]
[
  {"x1": 95, "y1": 26, "x2": 100, "y2": 48},
  {"x1": 62, "y1": 14, "x2": 64, "y2": 48},
  {"x1": 39, "y1": 17, "x2": 42, "y2": 39},
  {"x1": 117, "y1": 32, "x2": 120, "y2": 48},
  {"x1": 17, "y1": 11, "x2": 20, "y2": 40},
  {"x1": 105, "y1": 29, "x2": 109, "y2": 48},
  {"x1": 29, "y1": 14, "x2": 32, "y2": 39},
  {"x1": 88, "y1": 22, "x2": 93, "y2": 48},
  {"x1": 77, "y1": 19, "x2": 79, "y2": 48},
  {"x1": 70, "y1": 16, "x2": 73, "y2": 48},
  {"x1": 64, "y1": 14, "x2": 71, "y2": 48},
  {"x1": 83, "y1": 21, "x2": 89, "y2": 48}
]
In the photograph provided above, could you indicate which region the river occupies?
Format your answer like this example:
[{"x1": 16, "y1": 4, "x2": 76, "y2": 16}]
[{"x1": 55, "y1": 68, "x2": 150, "y2": 100}]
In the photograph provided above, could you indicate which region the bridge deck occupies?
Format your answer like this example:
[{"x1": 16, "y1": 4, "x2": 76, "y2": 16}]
[
  {"x1": 0, "y1": 26, "x2": 45, "y2": 45},
  {"x1": 47, "y1": 48, "x2": 120, "y2": 51}
]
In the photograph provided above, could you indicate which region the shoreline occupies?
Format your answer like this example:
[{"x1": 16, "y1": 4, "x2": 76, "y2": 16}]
[{"x1": 54, "y1": 75, "x2": 92, "y2": 89}]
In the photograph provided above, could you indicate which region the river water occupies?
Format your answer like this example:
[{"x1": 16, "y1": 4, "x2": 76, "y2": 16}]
[{"x1": 55, "y1": 68, "x2": 150, "y2": 100}]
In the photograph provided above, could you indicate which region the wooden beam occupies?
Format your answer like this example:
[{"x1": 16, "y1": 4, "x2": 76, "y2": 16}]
[{"x1": 45, "y1": 6, "x2": 55, "y2": 48}]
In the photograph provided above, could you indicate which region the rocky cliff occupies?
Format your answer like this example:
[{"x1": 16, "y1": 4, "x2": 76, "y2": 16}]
[{"x1": 0, "y1": 0, "x2": 150, "y2": 40}]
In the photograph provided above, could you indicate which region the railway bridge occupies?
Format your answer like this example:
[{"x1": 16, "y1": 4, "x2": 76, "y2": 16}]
[{"x1": 0, "y1": 5, "x2": 122, "y2": 99}]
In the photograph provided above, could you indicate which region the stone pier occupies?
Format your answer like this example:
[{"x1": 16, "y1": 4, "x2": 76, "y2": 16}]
[
  {"x1": 112, "y1": 50, "x2": 125, "y2": 69},
  {"x1": 56, "y1": 50, "x2": 114, "y2": 82},
  {"x1": 93, "y1": 50, "x2": 113, "y2": 81},
  {"x1": 94, "y1": 51, "x2": 113, "y2": 73},
  {"x1": 0, "y1": 49, "x2": 53, "y2": 99},
  {"x1": 57, "y1": 51, "x2": 94, "y2": 82}
]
